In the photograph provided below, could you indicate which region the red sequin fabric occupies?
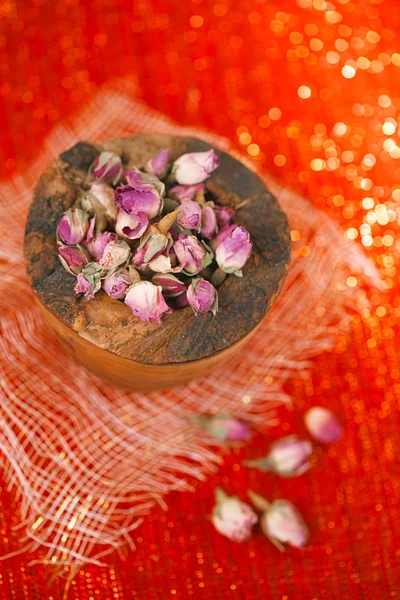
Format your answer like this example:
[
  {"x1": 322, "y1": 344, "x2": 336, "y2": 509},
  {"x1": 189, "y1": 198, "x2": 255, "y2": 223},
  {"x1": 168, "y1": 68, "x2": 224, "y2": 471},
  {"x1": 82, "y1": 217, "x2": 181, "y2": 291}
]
[{"x1": 0, "y1": 0, "x2": 399, "y2": 598}]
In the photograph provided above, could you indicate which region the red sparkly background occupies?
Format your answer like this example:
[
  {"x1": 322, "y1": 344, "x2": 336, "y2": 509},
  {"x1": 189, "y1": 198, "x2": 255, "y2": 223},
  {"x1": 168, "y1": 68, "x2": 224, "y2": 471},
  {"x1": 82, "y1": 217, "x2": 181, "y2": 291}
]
[{"x1": 1, "y1": 0, "x2": 400, "y2": 598}]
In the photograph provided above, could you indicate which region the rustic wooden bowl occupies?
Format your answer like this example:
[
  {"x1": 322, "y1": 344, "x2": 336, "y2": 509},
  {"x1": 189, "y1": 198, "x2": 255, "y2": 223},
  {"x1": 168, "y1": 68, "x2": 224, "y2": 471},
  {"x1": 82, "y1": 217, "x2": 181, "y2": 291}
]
[{"x1": 24, "y1": 134, "x2": 291, "y2": 393}]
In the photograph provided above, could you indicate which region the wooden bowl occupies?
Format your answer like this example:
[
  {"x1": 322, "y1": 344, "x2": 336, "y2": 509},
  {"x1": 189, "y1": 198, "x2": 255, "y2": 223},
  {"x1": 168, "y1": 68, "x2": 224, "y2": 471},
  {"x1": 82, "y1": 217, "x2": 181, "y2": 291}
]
[{"x1": 24, "y1": 134, "x2": 291, "y2": 392}]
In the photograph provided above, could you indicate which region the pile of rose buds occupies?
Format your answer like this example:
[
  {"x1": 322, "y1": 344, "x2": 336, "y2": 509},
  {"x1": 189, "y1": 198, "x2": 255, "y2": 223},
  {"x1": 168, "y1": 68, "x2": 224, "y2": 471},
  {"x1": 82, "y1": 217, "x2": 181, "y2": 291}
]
[
  {"x1": 57, "y1": 147, "x2": 253, "y2": 323},
  {"x1": 209, "y1": 406, "x2": 343, "y2": 549}
]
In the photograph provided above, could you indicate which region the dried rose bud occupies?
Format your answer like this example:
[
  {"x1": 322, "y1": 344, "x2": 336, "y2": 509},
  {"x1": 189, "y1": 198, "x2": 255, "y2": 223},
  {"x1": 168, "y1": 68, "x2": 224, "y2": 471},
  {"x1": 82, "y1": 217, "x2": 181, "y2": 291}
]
[
  {"x1": 214, "y1": 205, "x2": 234, "y2": 229},
  {"x1": 176, "y1": 200, "x2": 202, "y2": 231},
  {"x1": 216, "y1": 225, "x2": 252, "y2": 277},
  {"x1": 193, "y1": 414, "x2": 251, "y2": 441},
  {"x1": 201, "y1": 204, "x2": 218, "y2": 239},
  {"x1": 209, "y1": 223, "x2": 237, "y2": 251},
  {"x1": 99, "y1": 240, "x2": 131, "y2": 272},
  {"x1": 145, "y1": 148, "x2": 170, "y2": 178},
  {"x1": 132, "y1": 211, "x2": 179, "y2": 269},
  {"x1": 244, "y1": 436, "x2": 313, "y2": 478},
  {"x1": 304, "y1": 407, "x2": 343, "y2": 443},
  {"x1": 115, "y1": 170, "x2": 164, "y2": 219},
  {"x1": 58, "y1": 245, "x2": 90, "y2": 275},
  {"x1": 115, "y1": 210, "x2": 148, "y2": 240},
  {"x1": 187, "y1": 278, "x2": 218, "y2": 315},
  {"x1": 248, "y1": 492, "x2": 309, "y2": 551},
  {"x1": 125, "y1": 281, "x2": 172, "y2": 324},
  {"x1": 173, "y1": 234, "x2": 212, "y2": 275},
  {"x1": 151, "y1": 273, "x2": 187, "y2": 298},
  {"x1": 147, "y1": 253, "x2": 183, "y2": 274},
  {"x1": 212, "y1": 488, "x2": 257, "y2": 542},
  {"x1": 91, "y1": 151, "x2": 123, "y2": 184},
  {"x1": 169, "y1": 183, "x2": 205, "y2": 202},
  {"x1": 132, "y1": 228, "x2": 171, "y2": 269},
  {"x1": 172, "y1": 149, "x2": 219, "y2": 185},
  {"x1": 102, "y1": 266, "x2": 140, "y2": 300},
  {"x1": 84, "y1": 231, "x2": 118, "y2": 262},
  {"x1": 57, "y1": 208, "x2": 89, "y2": 245},
  {"x1": 82, "y1": 182, "x2": 118, "y2": 222},
  {"x1": 74, "y1": 262, "x2": 103, "y2": 300}
]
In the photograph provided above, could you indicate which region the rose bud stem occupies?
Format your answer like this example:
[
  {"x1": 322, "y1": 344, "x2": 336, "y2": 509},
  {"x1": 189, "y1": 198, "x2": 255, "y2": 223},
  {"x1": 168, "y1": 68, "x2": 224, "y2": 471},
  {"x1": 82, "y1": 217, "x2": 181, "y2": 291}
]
[
  {"x1": 247, "y1": 490, "x2": 270, "y2": 512},
  {"x1": 158, "y1": 208, "x2": 182, "y2": 234},
  {"x1": 236, "y1": 198, "x2": 251, "y2": 210},
  {"x1": 211, "y1": 267, "x2": 227, "y2": 287},
  {"x1": 195, "y1": 189, "x2": 207, "y2": 206}
]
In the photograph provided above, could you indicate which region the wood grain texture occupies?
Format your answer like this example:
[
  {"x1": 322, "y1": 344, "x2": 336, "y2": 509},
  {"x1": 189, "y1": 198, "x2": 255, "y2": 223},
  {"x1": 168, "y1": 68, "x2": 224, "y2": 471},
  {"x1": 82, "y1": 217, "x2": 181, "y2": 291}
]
[{"x1": 24, "y1": 134, "x2": 290, "y2": 389}]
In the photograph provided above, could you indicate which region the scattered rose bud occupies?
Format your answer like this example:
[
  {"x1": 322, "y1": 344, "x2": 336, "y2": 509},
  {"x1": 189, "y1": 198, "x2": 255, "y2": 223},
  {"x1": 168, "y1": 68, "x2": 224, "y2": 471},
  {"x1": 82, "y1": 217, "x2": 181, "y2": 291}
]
[
  {"x1": 304, "y1": 407, "x2": 343, "y2": 443},
  {"x1": 201, "y1": 204, "x2": 218, "y2": 239},
  {"x1": 169, "y1": 183, "x2": 206, "y2": 202},
  {"x1": 244, "y1": 436, "x2": 313, "y2": 477},
  {"x1": 74, "y1": 262, "x2": 103, "y2": 300},
  {"x1": 173, "y1": 234, "x2": 212, "y2": 275},
  {"x1": 102, "y1": 266, "x2": 140, "y2": 300},
  {"x1": 84, "y1": 231, "x2": 118, "y2": 262},
  {"x1": 187, "y1": 278, "x2": 218, "y2": 315},
  {"x1": 152, "y1": 273, "x2": 187, "y2": 297},
  {"x1": 115, "y1": 209, "x2": 148, "y2": 240},
  {"x1": 92, "y1": 151, "x2": 123, "y2": 184},
  {"x1": 58, "y1": 245, "x2": 90, "y2": 275},
  {"x1": 176, "y1": 200, "x2": 202, "y2": 231},
  {"x1": 82, "y1": 182, "x2": 119, "y2": 223},
  {"x1": 172, "y1": 149, "x2": 220, "y2": 185},
  {"x1": 192, "y1": 414, "x2": 251, "y2": 441},
  {"x1": 99, "y1": 240, "x2": 131, "y2": 272},
  {"x1": 212, "y1": 488, "x2": 257, "y2": 542},
  {"x1": 248, "y1": 492, "x2": 309, "y2": 551},
  {"x1": 216, "y1": 225, "x2": 252, "y2": 277},
  {"x1": 125, "y1": 281, "x2": 172, "y2": 323},
  {"x1": 57, "y1": 208, "x2": 90, "y2": 246},
  {"x1": 214, "y1": 205, "x2": 234, "y2": 229},
  {"x1": 116, "y1": 170, "x2": 164, "y2": 219},
  {"x1": 145, "y1": 149, "x2": 170, "y2": 178}
]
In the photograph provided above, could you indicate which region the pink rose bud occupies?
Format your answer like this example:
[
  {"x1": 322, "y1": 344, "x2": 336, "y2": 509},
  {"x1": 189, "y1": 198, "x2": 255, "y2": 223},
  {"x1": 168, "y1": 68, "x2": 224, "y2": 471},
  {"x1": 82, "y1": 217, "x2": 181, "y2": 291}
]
[
  {"x1": 92, "y1": 151, "x2": 123, "y2": 184},
  {"x1": 124, "y1": 281, "x2": 172, "y2": 324},
  {"x1": 115, "y1": 209, "x2": 148, "y2": 240},
  {"x1": 99, "y1": 240, "x2": 131, "y2": 272},
  {"x1": 209, "y1": 223, "x2": 237, "y2": 251},
  {"x1": 151, "y1": 273, "x2": 187, "y2": 298},
  {"x1": 84, "y1": 231, "x2": 118, "y2": 262},
  {"x1": 257, "y1": 496, "x2": 309, "y2": 551},
  {"x1": 172, "y1": 149, "x2": 220, "y2": 185},
  {"x1": 211, "y1": 488, "x2": 257, "y2": 542},
  {"x1": 187, "y1": 278, "x2": 218, "y2": 315},
  {"x1": 145, "y1": 149, "x2": 170, "y2": 178},
  {"x1": 116, "y1": 170, "x2": 164, "y2": 219},
  {"x1": 176, "y1": 200, "x2": 202, "y2": 231},
  {"x1": 57, "y1": 208, "x2": 90, "y2": 245},
  {"x1": 102, "y1": 266, "x2": 140, "y2": 300},
  {"x1": 82, "y1": 182, "x2": 118, "y2": 222},
  {"x1": 74, "y1": 262, "x2": 103, "y2": 300},
  {"x1": 132, "y1": 228, "x2": 171, "y2": 269},
  {"x1": 147, "y1": 253, "x2": 183, "y2": 274},
  {"x1": 173, "y1": 234, "x2": 212, "y2": 275},
  {"x1": 58, "y1": 245, "x2": 90, "y2": 275},
  {"x1": 201, "y1": 204, "x2": 218, "y2": 239},
  {"x1": 193, "y1": 414, "x2": 251, "y2": 441},
  {"x1": 244, "y1": 436, "x2": 313, "y2": 477},
  {"x1": 169, "y1": 183, "x2": 206, "y2": 202},
  {"x1": 216, "y1": 225, "x2": 252, "y2": 277},
  {"x1": 304, "y1": 407, "x2": 343, "y2": 443},
  {"x1": 214, "y1": 205, "x2": 234, "y2": 229}
]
